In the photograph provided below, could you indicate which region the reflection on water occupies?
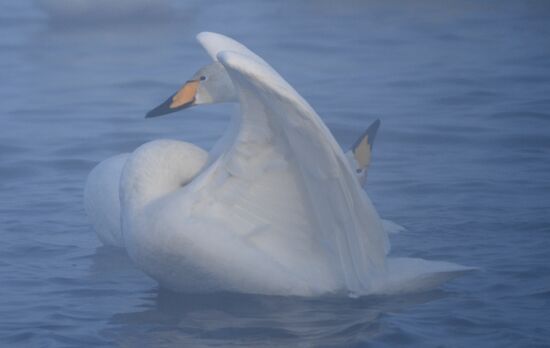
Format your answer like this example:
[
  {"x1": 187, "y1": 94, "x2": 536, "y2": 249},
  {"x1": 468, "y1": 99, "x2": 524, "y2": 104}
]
[
  {"x1": 107, "y1": 281, "x2": 448, "y2": 347},
  {"x1": 1, "y1": 0, "x2": 549, "y2": 346},
  {"x1": 89, "y1": 247, "x2": 450, "y2": 347}
]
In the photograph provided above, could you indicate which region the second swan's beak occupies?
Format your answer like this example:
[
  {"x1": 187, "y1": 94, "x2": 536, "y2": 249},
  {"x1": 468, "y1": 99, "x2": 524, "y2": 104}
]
[{"x1": 146, "y1": 79, "x2": 200, "y2": 118}]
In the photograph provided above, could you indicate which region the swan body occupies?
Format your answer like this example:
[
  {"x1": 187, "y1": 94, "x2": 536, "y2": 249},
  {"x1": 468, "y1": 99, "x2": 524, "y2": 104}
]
[{"x1": 85, "y1": 32, "x2": 471, "y2": 296}]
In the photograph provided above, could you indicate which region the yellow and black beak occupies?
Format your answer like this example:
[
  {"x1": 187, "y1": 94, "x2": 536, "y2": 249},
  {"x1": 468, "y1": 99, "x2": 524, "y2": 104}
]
[{"x1": 146, "y1": 79, "x2": 200, "y2": 118}]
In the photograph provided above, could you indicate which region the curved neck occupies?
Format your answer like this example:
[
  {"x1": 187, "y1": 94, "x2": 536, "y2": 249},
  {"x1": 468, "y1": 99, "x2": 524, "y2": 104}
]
[{"x1": 120, "y1": 140, "x2": 208, "y2": 211}]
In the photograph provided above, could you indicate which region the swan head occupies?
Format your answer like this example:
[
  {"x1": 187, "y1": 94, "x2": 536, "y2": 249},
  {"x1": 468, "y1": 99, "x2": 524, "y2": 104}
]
[{"x1": 146, "y1": 62, "x2": 236, "y2": 118}]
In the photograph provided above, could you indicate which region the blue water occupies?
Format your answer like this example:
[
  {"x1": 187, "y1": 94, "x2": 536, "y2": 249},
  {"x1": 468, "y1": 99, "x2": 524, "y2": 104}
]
[{"x1": 1, "y1": 0, "x2": 549, "y2": 346}]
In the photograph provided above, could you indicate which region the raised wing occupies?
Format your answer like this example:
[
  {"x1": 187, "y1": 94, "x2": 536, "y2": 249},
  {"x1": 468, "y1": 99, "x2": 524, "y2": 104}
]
[
  {"x1": 215, "y1": 51, "x2": 389, "y2": 294},
  {"x1": 197, "y1": 32, "x2": 265, "y2": 64}
]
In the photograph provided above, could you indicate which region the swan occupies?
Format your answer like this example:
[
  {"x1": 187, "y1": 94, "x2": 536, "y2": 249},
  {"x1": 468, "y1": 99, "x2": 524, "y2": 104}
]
[{"x1": 85, "y1": 32, "x2": 471, "y2": 296}]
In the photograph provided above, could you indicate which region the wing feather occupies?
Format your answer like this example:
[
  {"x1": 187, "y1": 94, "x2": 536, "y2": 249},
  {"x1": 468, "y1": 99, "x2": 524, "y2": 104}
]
[{"x1": 216, "y1": 51, "x2": 389, "y2": 294}]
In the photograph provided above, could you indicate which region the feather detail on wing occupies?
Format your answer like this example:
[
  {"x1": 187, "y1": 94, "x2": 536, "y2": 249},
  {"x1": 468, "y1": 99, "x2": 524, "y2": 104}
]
[{"x1": 216, "y1": 50, "x2": 389, "y2": 294}]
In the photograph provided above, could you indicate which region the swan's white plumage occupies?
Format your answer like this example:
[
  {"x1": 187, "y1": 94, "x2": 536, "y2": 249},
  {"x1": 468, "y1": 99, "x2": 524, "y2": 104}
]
[
  {"x1": 215, "y1": 50, "x2": 390, "y2": 292},
  {"x1": 197, "y1": 32, "x2": 265, "y2": 63},
  {"x1": 85, "y1": 32, "x2": 472, "y2": 296},
  {"x1": 84, "y1": 153, "x2": 128, "y2": 247}
]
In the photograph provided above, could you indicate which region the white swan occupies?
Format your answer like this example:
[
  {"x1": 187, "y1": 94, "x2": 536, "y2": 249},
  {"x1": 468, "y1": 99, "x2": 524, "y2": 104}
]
[{"x1": 85, "y1": 32, "x2": 471, "y2": 296}]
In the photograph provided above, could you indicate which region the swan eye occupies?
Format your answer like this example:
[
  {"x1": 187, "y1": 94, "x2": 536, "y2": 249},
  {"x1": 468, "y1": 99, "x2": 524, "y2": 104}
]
[{"x1": 200, "y1": 76, "x2": 207, "y2": 81}]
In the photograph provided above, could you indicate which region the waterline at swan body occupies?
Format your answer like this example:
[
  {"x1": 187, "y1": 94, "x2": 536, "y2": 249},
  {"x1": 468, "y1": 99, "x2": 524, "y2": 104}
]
[{"x1": 85, "y1": 32, "x2": 471, "y2": 296}]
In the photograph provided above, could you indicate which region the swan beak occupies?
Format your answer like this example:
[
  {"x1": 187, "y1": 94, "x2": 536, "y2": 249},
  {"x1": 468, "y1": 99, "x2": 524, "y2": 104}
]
[{"x1": 146, "y1": 79, "x2": 200, "y2": 118}]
